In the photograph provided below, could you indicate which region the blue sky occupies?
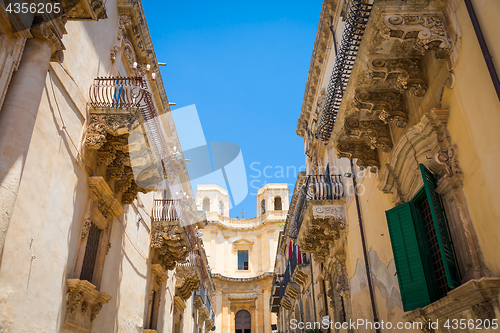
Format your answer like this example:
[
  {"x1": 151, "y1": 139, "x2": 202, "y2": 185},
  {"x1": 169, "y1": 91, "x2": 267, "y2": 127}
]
[{"x1": 142, "y1": 0, "x2": 322, "y2": 217}]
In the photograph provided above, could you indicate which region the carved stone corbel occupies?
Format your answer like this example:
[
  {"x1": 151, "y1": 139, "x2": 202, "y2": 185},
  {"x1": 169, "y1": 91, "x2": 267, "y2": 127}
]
[
  {"x1": 368, "y1": 57, "x2": 427, "y2": 97},
  {"x1": 336, "y1": 141, "x2": 379, "y2": 171},
  {"x1": 380, "y1": 14, "x2": 453, "y2": 59},
  {"x1": 344, "y1": 118, "x2": 393, "y2": 152},
  {"x1": 175, "y1": 266, "x2": 201, "y2": 300},
  {"x1": 151, "y1": 220, "x2": 190, "y2": 270},
  {"x1": 354, "y1": 90, "x2": 407, "y2": 128}
]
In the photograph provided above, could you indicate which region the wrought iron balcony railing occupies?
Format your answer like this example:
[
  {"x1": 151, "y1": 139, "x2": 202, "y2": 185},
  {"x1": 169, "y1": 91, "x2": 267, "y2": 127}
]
[
  {"x1": 151, "y1": 199, "x2": 180, "y2": 222},
  {"x1": 290, "y1": 174, "x2": 345, "y2": 237}
]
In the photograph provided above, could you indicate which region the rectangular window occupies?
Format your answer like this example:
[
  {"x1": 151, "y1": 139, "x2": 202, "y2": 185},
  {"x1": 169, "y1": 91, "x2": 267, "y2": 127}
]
[
  {"x1": 80, "y1": 223, "x2": 102, "y2": 283},
  {"x1": 385, "y1": 164, "x2": 460, "y2": 311},
  {"x1": 238, "y1": 250, "x2": 249, "y2": 270}
]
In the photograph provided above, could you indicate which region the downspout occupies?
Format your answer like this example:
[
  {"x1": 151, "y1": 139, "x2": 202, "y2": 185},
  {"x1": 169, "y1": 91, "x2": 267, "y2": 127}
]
[
  {"x1": 350, "y1": 159, "x2": 380, "y2": 333},
  {"x1": 321, "y1": 263, "x2": 332, "y2": 333},
  {"x1": 309, "y1": 254, "x2": 318, "y2": 327},
  {"x1": 464, "y1": 0, "x2": 500, "y2": 102}
]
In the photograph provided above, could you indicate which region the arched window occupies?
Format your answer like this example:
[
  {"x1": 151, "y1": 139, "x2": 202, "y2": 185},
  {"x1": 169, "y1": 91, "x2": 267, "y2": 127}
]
[
  {"x1": 261, "y1": 199, "x2": 266, "y2": 215},
  {"x1": 235, "y1": 310, "x2": 251, "y2": 333},
  {"x1": 219, "y1": 201, "x2": 224, "y2": 215},
  {"x1": 274, "y1": 196, "x2": 282, "y2": 211},
  {"x1": 203, "y1": 198, "x2": 210, "y2": 212}
]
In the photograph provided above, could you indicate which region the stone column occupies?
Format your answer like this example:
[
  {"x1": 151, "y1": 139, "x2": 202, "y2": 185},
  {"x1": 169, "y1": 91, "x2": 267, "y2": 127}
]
[{"x1": 0, "y1": 22, "x2": 64, "y2": 262}]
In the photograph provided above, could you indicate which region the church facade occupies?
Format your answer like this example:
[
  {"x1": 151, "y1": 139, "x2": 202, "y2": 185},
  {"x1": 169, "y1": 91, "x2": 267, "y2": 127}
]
[{"x1": 196, "y1": 184, "x2": 288, "y2": 333}]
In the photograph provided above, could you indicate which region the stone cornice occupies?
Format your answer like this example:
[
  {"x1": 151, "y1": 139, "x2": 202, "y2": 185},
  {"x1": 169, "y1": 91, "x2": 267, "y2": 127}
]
[{"x1": 296, "y1": 0, "x2": 340, "y2": 138}]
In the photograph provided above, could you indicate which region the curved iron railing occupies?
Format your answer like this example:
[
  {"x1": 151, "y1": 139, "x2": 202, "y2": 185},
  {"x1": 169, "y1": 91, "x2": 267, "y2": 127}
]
[
  {"x1": 316, "y1": 0, "x2": 373, "y2": 141},
  {"x1": 290, "y1": 174, "x2": 345, "y2": 237},
  {"x1": 151, "y1": 199, "x2": 180, "y2": 222}
]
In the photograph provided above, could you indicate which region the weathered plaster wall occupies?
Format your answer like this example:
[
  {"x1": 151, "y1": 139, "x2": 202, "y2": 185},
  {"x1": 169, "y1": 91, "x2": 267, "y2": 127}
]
[
  {"x1": 0, "y1": 68, "x2": 89, "y2": 331},
  {"x1": 441, "y1": 0, "x2": 500, "y2": 276}
]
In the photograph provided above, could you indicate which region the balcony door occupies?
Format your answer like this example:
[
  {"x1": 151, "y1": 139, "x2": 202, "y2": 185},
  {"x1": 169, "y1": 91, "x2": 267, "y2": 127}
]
[{"x1": 235, "y1": 310, "x2": 251, "y2": 333}]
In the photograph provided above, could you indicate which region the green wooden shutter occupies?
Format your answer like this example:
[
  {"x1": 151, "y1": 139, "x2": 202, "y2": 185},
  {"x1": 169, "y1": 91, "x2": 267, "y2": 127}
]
[
  {"x1": 386, "y1": 202, "x2": 432, "y2": 311},
  {"x1": 419, "y1": 164, "x2": 460, "y2": 288}
]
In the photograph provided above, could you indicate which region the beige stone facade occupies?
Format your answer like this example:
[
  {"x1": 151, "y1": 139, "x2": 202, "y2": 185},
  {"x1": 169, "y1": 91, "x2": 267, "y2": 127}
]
[
  {"x1": 273, "y1": 0, "x2": 500, "y2": 332},
  {"x1": 197, "y1": 184, "x2": 288, "y2": 333},
  {"x1": 0, "y1": 1, "x2": 214, "y2": 332}
]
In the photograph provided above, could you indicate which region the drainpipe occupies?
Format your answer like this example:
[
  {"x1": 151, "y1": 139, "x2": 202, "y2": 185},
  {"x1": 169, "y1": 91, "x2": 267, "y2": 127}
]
[
  {"x1": 464, "y1": 0, "x2": 500, "y2": 103},
  {"x1": 309, "y1": 254, "x2": 318, "y2": 327},
  {"x1": 321, "y1": 264, "x2": 332, "y2": 333},
  {"x1": 350, "y1": 159, "x2": 380, "y2": 333}
]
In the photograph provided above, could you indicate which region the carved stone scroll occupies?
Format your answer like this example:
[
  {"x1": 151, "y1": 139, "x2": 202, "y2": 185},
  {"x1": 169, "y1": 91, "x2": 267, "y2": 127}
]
[
  {"x1": 354, "y1": 90, "x2": 407, "y2": 128},
  {"x1": 368, "y1": 57, "x2": 427, "y2": 97},
  {"x1": 151, "y1": 220, "x2": 190, "y2": 271},
  {"x1": 175, "y1": 266, "x2": 201, "y2": 300},
  {"x1": 337, "y1": 141, "x2": 379, "y2": 171},
  {"x1": 380, "y1": 14, "x2": 453, "y2": 59}
]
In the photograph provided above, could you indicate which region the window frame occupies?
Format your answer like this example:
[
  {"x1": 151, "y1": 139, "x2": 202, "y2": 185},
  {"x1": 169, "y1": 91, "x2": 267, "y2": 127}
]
[
  {"x1": 237, "y1": 250, "x2": 249, "y2": 271},
  {"x1": 385, "y1": 164, "x2": 461, "y2": 311}
]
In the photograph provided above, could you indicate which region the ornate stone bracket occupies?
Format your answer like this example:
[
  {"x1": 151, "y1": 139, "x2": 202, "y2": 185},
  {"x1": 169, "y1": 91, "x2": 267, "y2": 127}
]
[
  {"x1": 285, "y1": 283, "x2": 300, "y2": 300},
  {"x1": 85, "y1": 112, "x2": 160, "y2": 204},
  {"x1": 344, "y1": 117, "x2": 393, "y2": 153},
  {"x1": 175, "y1": 266, "x2": 201, "y2": 301},
  {"x1": 62, "y1": 279, "x2": 111, "y2": 332},
  {"x1": 151, "y1": 263, "x2": 168, "y2": 283},
  {"x1": 151, "y1": 220, "x2": 190, "y2": 271},
  {"x1": 297, "y1": 201, "x2": 346, "y2": 262},
  {"x1": 368, "y1": 57, "x2": 427, "y2": 97},
  {"x1": 337, "y1": 141, "x2": 379, "y2": 172},
  {"x1": 354, "y1": 90, "x2": 407, "y2": 128},
  {"x1": 380, "y1": 13, "x2": 453, "y2": 59},
  {"x1": 280, "y1": 296, "x2": 293, "y2": 311},
  {"x1": 65, "y1": 0, "x2": 108, "y2": 20},
  {"x1": 292, "y1": 264, "x2": 310, "y2": 288}
]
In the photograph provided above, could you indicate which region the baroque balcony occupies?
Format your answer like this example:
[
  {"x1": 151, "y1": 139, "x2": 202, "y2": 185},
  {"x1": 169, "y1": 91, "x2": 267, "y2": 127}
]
[
  {"x1": 175, "y1": 252, "x2": 202, "y2": 301},
  {"x1": 86, "y1": 77, "x2": 181, "y2": 204},
  {"x1": 65, "y1": 0, "x2": 108, "y2": 20},
  {"x1": 309, "y1": 1, "x2": 455, "y2": 171},
  {"x1": 293, "y1": 175, "x2": 346, "y2": 262},
  {"x1": 150, "y1": 199, "x2": 190, "y2": 271}
]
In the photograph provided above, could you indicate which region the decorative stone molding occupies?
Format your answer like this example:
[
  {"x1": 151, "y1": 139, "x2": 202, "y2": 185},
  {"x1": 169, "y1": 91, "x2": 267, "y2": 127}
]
[
  {"x1": 205, "y1": 318, "x2": 215, "y2": 332},
  {"x1": 367, "y1": 57, "x2": 427, "y2": 97},
  {"x1": 110, "y1": 46, "x2": 118, "y2": 63},
  {"x1": 85, "y1": 112, "x2": 160, "y2": 204},
  {"x1": 336, "y1": 141, "x2": 379, "y2": 172},
  {"x1": 151, "y1": 220, "x2": 190, "y2": 271},
  {"x1": 344, "y1": 117, "x2": 393, "y2": 153},
  {"x1": 297, "y1": 200, "x2": 346, "y2": 262},
  {"x1": 62, "y1": 279, "x2": 111, "y2": 332},
  {"x1": 285, "y1": 283, "x2": 300, "y2": 300},
  {"x1": 354, "y1": 90, "x2": 407, "y2": 128},
  {"x1": 291, "y1": 264, "x2": 310, "y2": 288},
  {"x1": 118, "y1": 15, "x2": 133, "y2": 40},
  {"x1": 193, "y1": 294, "x2": 203, "y2": 309},
  {"x1": 380, "y1": 13, "x2": 453, "y2": 59},
  {"x1": 65, "y1": 0, "x2": 108, "y2": 21},
  {"x1": 88, "y1": 176, "x2": 124, "y2": 219},
  {"x1": 151, "y1": 263, "x2": 168, "y2": 282},
  {"x1": 81, "y1": 218, "x2": 92, "y2": 239},
  {"x1": 175, "y1": 266, "x2": 201, "y2": 300},
  {"x1": 280, "y1": 296, "x2": 293, "y2": 311},
  {"x1": 30, "y1": 20, "x2": 66, "y2": 63},
  {"x1": 198, "y1": 305, "x2": 210, "y2": 321},
  {"x1": 404, "y1": 278, "x2": 500, "y2": 333}
]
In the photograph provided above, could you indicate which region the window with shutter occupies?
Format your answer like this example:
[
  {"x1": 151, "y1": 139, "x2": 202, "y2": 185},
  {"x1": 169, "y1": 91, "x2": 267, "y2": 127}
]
[
  {"x1": 385, "y1": 165, "x2": 461, "y2": 311},
  {"x1": 419, "y1": 164, "x2": 461, "y2": 289},
  {"x1": 385, "y1": 202, "x2": 432, "y2": 311}
]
